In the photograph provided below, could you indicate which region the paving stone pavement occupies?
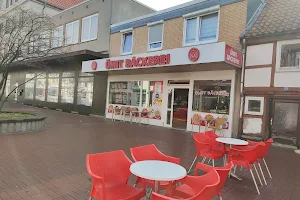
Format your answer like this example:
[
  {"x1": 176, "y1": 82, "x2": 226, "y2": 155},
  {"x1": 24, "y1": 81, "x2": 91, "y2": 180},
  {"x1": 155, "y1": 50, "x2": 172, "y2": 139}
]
[{"x1": 0, "y1": 103, "x2": 299, "y2": 200}]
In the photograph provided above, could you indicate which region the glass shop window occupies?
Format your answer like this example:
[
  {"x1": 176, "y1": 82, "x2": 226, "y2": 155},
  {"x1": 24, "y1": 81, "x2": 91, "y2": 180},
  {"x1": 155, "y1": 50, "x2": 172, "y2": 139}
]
[
  {"x1": 109, "y1": 81, "x2": 141, "y2": 106},
  {"x1": 192, "y1": 80, "x2": 231, "y2": 114}
]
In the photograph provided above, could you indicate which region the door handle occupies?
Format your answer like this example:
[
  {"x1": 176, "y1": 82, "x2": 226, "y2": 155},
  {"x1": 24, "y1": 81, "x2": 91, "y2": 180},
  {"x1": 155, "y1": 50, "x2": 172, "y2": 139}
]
[{"x1": 270, "y1": 118, "x2": 273, "y2": 126}]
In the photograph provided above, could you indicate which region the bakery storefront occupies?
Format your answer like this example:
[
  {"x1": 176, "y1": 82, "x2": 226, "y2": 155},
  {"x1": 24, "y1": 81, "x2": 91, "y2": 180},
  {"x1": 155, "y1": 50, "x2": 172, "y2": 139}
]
[{"x1": 82, "y1": 42, "x2": 242, "y2": 137}]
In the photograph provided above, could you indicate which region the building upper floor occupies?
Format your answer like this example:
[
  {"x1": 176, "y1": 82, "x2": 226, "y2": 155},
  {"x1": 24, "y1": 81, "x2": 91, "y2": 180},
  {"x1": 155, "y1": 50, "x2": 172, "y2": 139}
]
[
  {"x1": 0, "y1": 0, "x2": 155, "y2": 59},
  {"x1": 109, "y1": 0, "x2": 260, "y2": 58},
  {"x1": 50, "y1": 0, "x2": 154, "y2": 54},
  {"x1": 0, "y1": 0, "x2": 65, "y2": 16},
  {"x1": 241, "y1": 0, "x2": 300, "y2": 89}
]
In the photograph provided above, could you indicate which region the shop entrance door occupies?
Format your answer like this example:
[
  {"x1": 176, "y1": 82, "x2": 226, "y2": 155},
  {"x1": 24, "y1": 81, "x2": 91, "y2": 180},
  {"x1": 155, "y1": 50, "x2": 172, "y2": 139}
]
[
  {"x1": 271, "y1": 99, "x2": 300, "y2": 148},
  {"x1": 166, "y1": 88, "x2": 189, "y2": 130}
]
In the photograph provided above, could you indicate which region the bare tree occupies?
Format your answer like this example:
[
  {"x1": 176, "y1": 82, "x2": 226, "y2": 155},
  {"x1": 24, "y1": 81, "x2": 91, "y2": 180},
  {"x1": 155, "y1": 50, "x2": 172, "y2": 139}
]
[{"x1": 0, "y1": 5, "x2": 66, "y2": 111}]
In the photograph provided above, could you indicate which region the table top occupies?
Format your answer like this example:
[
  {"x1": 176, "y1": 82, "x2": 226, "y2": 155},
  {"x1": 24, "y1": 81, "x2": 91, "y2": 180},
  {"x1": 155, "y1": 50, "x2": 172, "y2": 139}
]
[
  {"x1": 216, "y1": 137, "x2": 249, "y2": 146},
  {"x1": 130, "y1": 160, "x2": 187, "y2": 181}
]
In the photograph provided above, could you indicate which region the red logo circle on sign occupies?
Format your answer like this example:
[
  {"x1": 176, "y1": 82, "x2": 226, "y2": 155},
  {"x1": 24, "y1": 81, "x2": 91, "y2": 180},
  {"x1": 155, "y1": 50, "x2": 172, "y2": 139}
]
[
  {"x1": 188, "y1": 48, "x2": 200, "y2": 62},
  {"x1": 91, "y1": 61, "x2": 97, "y2": 70}
]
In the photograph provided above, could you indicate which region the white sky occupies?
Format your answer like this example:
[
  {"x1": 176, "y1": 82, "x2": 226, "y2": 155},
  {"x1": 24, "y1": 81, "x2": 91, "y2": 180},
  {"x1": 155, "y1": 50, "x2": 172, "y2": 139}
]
[{"x1": 136, "y1": 0, "x2": 193, "y2": 11}]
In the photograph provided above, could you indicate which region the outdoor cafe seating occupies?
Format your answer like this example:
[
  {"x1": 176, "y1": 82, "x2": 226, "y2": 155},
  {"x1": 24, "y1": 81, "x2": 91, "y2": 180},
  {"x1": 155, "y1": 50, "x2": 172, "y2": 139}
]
[{"x1": 86, "y1": 133, "x2": 273, "y2": 199}]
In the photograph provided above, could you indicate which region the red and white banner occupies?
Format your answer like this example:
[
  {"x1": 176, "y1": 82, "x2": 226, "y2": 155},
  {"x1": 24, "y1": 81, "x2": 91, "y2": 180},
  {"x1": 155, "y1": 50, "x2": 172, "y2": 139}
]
[
  {"x1": 82, "y1": 42, "x2": 242, "y2": 72},
  {"x1": 224, "y1": 44, "x2": 242, "y2": 67}
]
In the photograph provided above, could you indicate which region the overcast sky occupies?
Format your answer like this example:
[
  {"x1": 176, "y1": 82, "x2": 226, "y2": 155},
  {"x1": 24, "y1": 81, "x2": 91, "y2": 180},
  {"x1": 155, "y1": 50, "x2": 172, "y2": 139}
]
[{"x1": 136, "y1": 0, "x2": 193, "y2": 11}]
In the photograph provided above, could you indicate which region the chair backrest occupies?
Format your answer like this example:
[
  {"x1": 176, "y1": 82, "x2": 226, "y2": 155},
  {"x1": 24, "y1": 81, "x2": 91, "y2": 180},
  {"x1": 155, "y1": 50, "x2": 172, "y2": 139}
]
[
  {"x1": 188, "y1": 169, "x2": 220, "y2": 199},
  {"x1": 193, "y1": 133, "x2": 210, "y2": 142},
  {"x1": 194, "y1": 162, "x2": 233, "y2": 196},
  {"x1": 261, "y1": 138, "x2": 273, "y2": 158},
  {"x1": 86, "y1": 150, "x2": 132, "y2": 186},
  {"x1": 205, "y1": 130, "x2": 219, "y2": 139},
  {"x1": 215, "y1": 117, "x2": 226, "y2": 130},
  {"x1": 131, "y1": 107, "x2": 138, "y2": 112},
  {"x1": 114, "y1": 106, "x2": 121, "y2": 114},
  {"x1": 230, "y1": 145, "x2": 259, "y2": 165},
  {"x1": 193, "y1": 134, "x2": 212, "y2": 154},
  {"x1": 214, "y1": 162, "x2": 233, "y2": 195},
  {"x1": 130, "y1": 144, "x2": 165, "y2": 162},
  {"x1": 151, "y1": 170, "x2": 219, "y2": 200}
]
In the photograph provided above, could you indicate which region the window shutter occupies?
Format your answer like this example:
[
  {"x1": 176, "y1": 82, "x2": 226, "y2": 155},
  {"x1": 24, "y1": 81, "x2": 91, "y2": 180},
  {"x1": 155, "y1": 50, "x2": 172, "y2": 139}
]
[
  {"x1": 185, "y1": 18, "x2": 197, "y2": 43},
  {"x1": 149, "y1": 24, "x2": 163, "y2": 44},
  {"x1": 199, "y1": 13, "x2": 218, "y2": 42}
]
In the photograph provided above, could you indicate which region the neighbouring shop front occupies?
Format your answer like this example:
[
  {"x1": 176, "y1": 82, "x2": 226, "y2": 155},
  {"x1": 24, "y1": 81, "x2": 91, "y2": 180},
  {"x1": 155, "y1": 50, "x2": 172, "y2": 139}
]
[
  {"x1": 7, "y1": 51, "x2": 108, "y2": 116},
  {"x1": 82, "y1": 42, "x2": 242, "y2": 137}
]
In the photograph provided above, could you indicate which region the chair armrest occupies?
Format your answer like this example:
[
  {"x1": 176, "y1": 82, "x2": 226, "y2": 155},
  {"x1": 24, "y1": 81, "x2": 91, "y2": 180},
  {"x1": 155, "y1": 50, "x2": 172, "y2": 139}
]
[
  {"x1": 247, "y1": 140, "x2": 259, "y2": 146},
  {"x1": 228, "y1": 148, "x2": 247, "y2": 161},
  {"x1": 89, "y1": 173, "x2": 106, "y2": 196},
  {"x1": 165, "y1": 155, "x2": 180, "y2": 165},
  {"x1": 194, "y1": 162, "x2": 214, "y2": 175}
]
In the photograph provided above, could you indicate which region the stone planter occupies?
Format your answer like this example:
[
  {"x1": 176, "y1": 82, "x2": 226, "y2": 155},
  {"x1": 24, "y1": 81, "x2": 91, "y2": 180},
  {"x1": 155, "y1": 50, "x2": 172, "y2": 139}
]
[{"x1": 0, "y1": 112, "x2": 46, "y2": 134}]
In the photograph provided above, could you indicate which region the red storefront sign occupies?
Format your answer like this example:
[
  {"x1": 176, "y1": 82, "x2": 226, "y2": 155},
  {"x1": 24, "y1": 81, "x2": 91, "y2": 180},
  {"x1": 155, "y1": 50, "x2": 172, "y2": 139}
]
[
  {"x1": 105, "y1": 54, "x2": 171, "y2": 69},
  {"x1": 188, "y1": 48, "x2": 200, "y2": 62},
  {"x1": 225, "y1": 45, "x2": 242, "y2": 67}
]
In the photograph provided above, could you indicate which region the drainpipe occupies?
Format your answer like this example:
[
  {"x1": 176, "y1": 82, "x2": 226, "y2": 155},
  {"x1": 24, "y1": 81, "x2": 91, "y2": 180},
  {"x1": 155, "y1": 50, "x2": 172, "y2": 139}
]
[
  {"x1": 239, "y1": 39, "x2": 246, "y2": 137},
  {"x1": 42, "y1": 0, "x2": 47, "y2": 15}
]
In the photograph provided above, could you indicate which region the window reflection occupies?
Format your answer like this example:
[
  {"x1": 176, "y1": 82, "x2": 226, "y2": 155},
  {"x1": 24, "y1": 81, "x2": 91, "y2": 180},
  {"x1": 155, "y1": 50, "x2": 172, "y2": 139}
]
[
  {"x1": 193, "y1": 80, "x2": 231, "y2": 114},
  {"x1": 5, "y1": 75, "x2": 11, "y2": 97},
  {"x1": 25, "y1": 74, "x2": 35, "y2": 100},
  {"x1": 61, "y1": 72, "x2": 75, "y2": 104},
  {"x1": 109, "y1": 81, "x2": 141, "y2": 106},
  {"x1": 77, "y1": 76, "x2": 94, "y2": 106},
  {"x1": 47, "y1": 73, "x2": 59, "y2": 103},
  {"x1": 35, "y1": 73, "x2": 46, "y2": 101}
]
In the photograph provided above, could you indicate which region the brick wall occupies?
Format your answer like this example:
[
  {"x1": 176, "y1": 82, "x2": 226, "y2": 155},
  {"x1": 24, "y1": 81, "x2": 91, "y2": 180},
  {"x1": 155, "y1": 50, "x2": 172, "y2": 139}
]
[
  {"x1": 132, "y1": 26, "x2": 148, "y2": 54},
  {"x1": 163, "y1": 17, "x2": 184, "y2": 50},
  {"x1": 109, "y1": 0, "x2": 247, "y2": 56},
  {"x1": 109, "y1": 33, "x2": 121, "y2": 57},
  {"x1": 219, "y1": 0, "x2": 247, "y2": 50}
]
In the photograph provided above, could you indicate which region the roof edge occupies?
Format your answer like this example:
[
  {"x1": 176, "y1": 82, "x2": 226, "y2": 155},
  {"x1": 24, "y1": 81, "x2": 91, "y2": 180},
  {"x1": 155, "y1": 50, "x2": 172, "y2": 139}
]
[
  {"x1": 111, "y1": 0, "x2": 207, "y2": 28},
  {"x1": 240, "y1": 2, "x2": 266, "y2": 39},
  {"x1": 131, "y1": 0, "x2": 156, "y2": 12}
]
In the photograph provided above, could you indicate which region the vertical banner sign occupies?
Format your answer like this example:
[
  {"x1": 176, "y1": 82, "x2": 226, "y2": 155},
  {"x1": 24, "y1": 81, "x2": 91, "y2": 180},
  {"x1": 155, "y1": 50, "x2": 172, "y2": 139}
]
[
  {"x1": 225, "y1": 45, "x2": 242, "y2": 67},
  {"x1": 149, "y1": 81, "x2": 163, "y2": 120}
]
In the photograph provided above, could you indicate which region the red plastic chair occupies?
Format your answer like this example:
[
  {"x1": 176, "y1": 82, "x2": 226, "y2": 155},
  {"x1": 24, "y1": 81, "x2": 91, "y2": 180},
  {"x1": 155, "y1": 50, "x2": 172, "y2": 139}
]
[
  {"x1": 130, "y1": 144, "x2": 180, "y2": 164},
  {"x1": 205, "y1": 130, "x2": 219, "y2": 139},
  {"x1": 188, "y1": 133, "x2": 225, "y2": 173},
  {"x1": 130, "y1": 144, "x2": 180, "y2": 191},
  {"x1": 246, "y1": 139, "x2": 273, "y2": 182},
  {"x1": 228, "y1": 145, "x2": 263, "y2": 194},
  {"x1": 194, "y1": 162, "x2": 233, "y2": 199},
  {"x1": 152, "y1": 169, "x2": 220, "y2": 200},
  {"x1": 86, "y1": 150, "x2": 145, "y2": 200}
]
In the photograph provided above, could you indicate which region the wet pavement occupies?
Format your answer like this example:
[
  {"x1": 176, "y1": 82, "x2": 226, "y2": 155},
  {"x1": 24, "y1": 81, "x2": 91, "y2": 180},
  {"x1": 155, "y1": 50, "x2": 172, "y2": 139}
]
[{"x1": 0, "y1": 103, "x2": 299, "y2": 200}]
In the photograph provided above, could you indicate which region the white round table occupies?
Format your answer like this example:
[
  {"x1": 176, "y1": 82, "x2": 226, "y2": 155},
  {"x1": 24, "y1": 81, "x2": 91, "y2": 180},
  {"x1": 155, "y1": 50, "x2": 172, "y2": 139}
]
[
  {"x1": 216, "y1": 137, "x2": 248, "y2": 147},
  {"x1": 130, "y1": 160, "x2": 187, "y2": 192}
]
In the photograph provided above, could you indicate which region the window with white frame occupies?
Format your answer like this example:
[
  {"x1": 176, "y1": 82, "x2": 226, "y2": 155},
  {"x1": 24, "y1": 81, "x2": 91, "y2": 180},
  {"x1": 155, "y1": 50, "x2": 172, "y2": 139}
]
[
  {"x1": 148, "y1": 23, "x2": 163, "y2": 51},
  {"x1": 52, "y1": 26, "x2": 64, "y2": 48},
  {"x1": 121, "y1": 31, "x2": 133, "y2": 54},
  {"x1": 245, "y1": 96, "x2": 264, "y2": 115},
  {"x1": 277, "y1": 40, "x2": 300, "y2": 69},
  {"x1": 66, "y1": 20, "x2": 79, "y2": 45},
  {"x1": 184, "y1": 12, "x2": 219, "y2": 45},
  {"x1": 81, "y1": 14, "x2": 98, "y2": 42}
]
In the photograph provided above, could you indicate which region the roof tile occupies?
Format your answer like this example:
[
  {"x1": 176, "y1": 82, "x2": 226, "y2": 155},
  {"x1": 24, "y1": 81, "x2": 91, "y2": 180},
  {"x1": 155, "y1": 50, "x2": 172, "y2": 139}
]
[
  {"x1": 243, "y1": 0, "x2": 300, "y2": 38},
  {"x1": 45, "y1": 0, "x2": 84, "y2": 9}
]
